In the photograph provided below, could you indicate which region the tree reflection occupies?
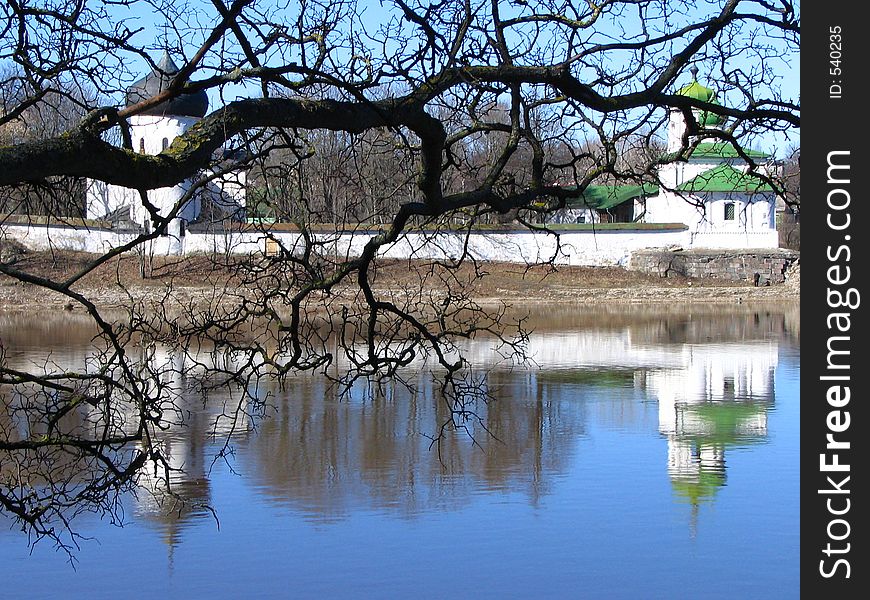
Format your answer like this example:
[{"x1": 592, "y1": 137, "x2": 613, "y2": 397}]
[
  {"x1": 1, "y1": 305, "x2": 793, "y2": 547},
  {"x1": 237, "y1": 368, "x2": 587, "y2": 521}
]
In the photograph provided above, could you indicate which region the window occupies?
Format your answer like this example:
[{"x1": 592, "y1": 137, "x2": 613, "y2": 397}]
[
  {"x1": 575, "y1": 215, "x2": 586, "y2": 224},
  {"x1": 162, "y1": 137, "x2": 169, "y2": 151},
  {"x1": 724, "y1": 202, "x2": 735, "y2": 221},
  {"x1": 139, "y1": 138, "x2": 146, "y2": 154}
]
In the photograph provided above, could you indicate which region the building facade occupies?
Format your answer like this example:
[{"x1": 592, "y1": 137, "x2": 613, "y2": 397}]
[
  {"x1": 551, "y1": 69, "x2": 779, "y2": 249},
  {"x1": 86, "y1": 52, "x2": 246, "y2": 247}
]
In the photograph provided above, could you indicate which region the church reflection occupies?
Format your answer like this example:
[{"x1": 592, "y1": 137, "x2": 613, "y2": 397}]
[
  {"x1": 469, "y1": 309, "x2": 781, "y2": 528},
  {"x1": 124, "y1": 350, "x2": 214, "y2": 555},
  {"x1": 641, "y1": 341, "x2": 775, "y2": 531},
  {"x1": 0, "y1": 307, "x2": 790, "y2": 546}
]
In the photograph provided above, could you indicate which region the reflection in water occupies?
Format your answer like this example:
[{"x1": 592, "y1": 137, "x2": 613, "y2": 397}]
[
  {"x1": 239, "y1": 369, "x2": 585, "y2": 523},
  {"x1": 0, "y1": 305, "x2": 795, "y2": 550},
  {"x1": 134, "y1": 410, "x2": 214, "y2": 552},
  {"x1": 643, "y1": 342, "x2": 775, "y2": 533},
  {"x1": 516, "y1": 323, "x2": 778, "y2": 530}
]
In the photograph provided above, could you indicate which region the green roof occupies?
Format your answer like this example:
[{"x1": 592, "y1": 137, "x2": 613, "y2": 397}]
[
  {"x1": 567, "y1": 184, "x2": 659, "y2": 209},
  {"x1": 677, "y1": 73, "x2": 725, "y2": 126},
  {"x1": 671, "y1": 468, "x2": 727, "y2": 504},
  {"x1": 662, "y1": 142, "x2": 770, "y2": 163},
  {"x1": 682, "y1": 401, "x2": 770, "y2": 446},
  {"x1": 690, "y1": 142, "x2": 769, "y2": 159},
  {"x1": 698, "y1": 104, "x2": 725, "y2": 127},
  {"x1": 676, "y1": 164, "x2": 774, "y2": 194}
]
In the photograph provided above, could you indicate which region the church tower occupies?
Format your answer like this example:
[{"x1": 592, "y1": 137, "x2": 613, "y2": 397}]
[
  {"x1": 124, "y1": 51, "x2": 209, "y2": 235},
  {"x1": 87, "y1": 51, "x2": 209, "y2": 243},
  {"x1": 658, "y1": 66, "x2": 727, "y2": 190},
  {"x1": 666, "y1": 66, "x2": 725, "y2": 153}
]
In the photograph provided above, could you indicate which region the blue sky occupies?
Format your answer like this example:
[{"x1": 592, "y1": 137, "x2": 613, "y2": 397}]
[{"x1": 112, "y1": 0, "x2": 800, "y2": 158}]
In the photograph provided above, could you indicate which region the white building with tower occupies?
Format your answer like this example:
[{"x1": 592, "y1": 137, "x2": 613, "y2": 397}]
[
  {"x1": 86, "y1": 52, "x2": 246, "y2": 247},
  {"x1": 550, "y1": 68, "x2": 780, "y2": 249}
]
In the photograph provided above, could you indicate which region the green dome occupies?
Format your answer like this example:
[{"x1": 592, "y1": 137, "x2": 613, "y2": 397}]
[
  {"x1": 677, "y1": 68, "x2": 725, "y2": 127},
  {"x1": 699, "y1": 100, "x2": 725, "y2": 126},
  {"x1": 671, "y1": 468, "x2": 726, "y2": 504},
  {"x1": 677, "y1": 80, "x2": 716, "y2": 102}
]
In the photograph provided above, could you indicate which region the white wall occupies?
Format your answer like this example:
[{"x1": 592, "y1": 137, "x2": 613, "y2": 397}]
[
  {"x1": 260, "y1": 228, "x2": 691, "y2": 267},
  {"x1": 3, "y1": 222, "x2": 139, "y2": 253},
  {"x1": 688, "y1": 230, "x2": 779, "y2": 249},
  {"x1": 130, "y1": 115, "x2": 200, "y2": 156},
  {"x1": 546, "y1": 207, "x2": 600, "y2": 225},
  {"x1": 4, "y1": 220, "x2": 780, "y2": 261},
  {"x1": 2, "y1": 222, "x2": 691, "y2": 266}
]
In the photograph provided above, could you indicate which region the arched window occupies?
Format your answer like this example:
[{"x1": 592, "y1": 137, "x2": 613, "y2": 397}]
[
  {"x1": 162, "y1": 137, "x2": 169, "y2": 151},
  {"x1": 139, "y1": 138, "x2": 146, "y2": 154}
]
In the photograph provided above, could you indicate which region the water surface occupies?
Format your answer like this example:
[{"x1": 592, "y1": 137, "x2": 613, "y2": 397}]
[{"x1": 0, "y1": 304, "x2": 800, "y2": 599}]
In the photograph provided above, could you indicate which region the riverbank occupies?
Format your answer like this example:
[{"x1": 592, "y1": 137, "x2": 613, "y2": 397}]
[{"x1": 0, "y1": 249, "x2": 800, "y2": 311}]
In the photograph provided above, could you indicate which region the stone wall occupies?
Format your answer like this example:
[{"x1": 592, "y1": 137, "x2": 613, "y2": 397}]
[{"x1": 628, "y1": 248, "x2": 800, "y2": 284}]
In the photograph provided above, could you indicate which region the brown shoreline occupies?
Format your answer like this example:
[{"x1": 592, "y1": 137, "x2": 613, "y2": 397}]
[{"x1": 0, "y1": 250, "x2": 800, "y2": 311}]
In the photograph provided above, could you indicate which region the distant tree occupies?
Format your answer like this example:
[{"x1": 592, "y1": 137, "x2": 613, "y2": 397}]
[
  {"x1": 0, "y1": 64, "x2": 95, "y2": 217},
  {"x1": 0, "y1": 0, "x2": 799, "y2": 553},
  {"x1": 781, "y1": 145, "x2": 800, "y2": 209},
  {"x1": 777, "y1": 144, "x2": 799, "y2": 249}
]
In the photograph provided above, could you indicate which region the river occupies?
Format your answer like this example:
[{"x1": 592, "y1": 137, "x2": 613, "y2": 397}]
[{"x1": 0, "y1": 304, "x2": 799, "y2": 599}]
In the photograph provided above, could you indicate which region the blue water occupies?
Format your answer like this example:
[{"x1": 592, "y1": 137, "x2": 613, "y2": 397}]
[{"x1": 0, "y1": 308, "x2": 800, "y2": 599}]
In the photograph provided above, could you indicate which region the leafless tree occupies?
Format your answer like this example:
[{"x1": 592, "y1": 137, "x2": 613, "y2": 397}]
[
  {"x1": 0, "y1": 0, "x2": 798, "y2": 554},
  {"x1": 777, "y1": 144, "x2": 799, "y2": 249}
]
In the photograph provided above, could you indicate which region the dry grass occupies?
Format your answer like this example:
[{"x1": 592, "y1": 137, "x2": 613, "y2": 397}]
[{"x1": 1, "y1": 249, "x2": 798, "y2": 311}]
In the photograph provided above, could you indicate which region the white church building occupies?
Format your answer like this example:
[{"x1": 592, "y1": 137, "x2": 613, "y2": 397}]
[
  {"x1": 551, "y1": 68, "x2": 780, "y2": 249},
  {"x1": 86, "y1": 52, "x2": 247, "y2": 244}
]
